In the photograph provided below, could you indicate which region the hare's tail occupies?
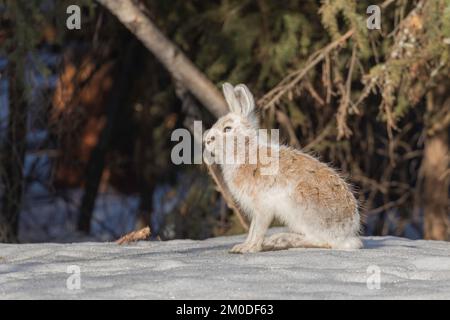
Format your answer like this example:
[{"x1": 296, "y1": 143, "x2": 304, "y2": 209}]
[{"x1": 262, "y1": 233, "x2": 363, "y2": 251}]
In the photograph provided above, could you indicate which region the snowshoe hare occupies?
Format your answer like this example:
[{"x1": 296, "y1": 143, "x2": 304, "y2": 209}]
[{"x1": 204, "y1": 83, "x2": 362, "y2": 253}]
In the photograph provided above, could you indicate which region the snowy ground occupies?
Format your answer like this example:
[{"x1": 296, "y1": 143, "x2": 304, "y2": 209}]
[{"x1": 0, "y1": 229, "x2": 449, "y2": 299}]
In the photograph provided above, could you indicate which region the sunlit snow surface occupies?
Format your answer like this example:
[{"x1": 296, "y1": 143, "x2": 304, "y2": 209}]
[{"x1": 0, "y1": 230, "x2": 449, "y2": 299}]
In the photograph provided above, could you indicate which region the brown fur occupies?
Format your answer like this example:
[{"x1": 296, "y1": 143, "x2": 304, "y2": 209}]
[{"x1": 232, "y1": 145, "x2": 357, "y2": 222}]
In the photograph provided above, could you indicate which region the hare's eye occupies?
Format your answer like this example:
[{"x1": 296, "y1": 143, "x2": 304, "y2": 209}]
[{"x1": 224, "y1": 126, "x2": 232, "y2": 133}]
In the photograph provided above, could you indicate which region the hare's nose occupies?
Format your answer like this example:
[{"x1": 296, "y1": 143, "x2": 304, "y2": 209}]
[{"x1": 206, "y1": 136, "x2": 215, "y2": 145}]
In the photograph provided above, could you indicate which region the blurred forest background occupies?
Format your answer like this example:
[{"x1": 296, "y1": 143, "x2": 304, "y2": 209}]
[{"x1": 0, "y1": 0, "x2": 448, "y2": 243}]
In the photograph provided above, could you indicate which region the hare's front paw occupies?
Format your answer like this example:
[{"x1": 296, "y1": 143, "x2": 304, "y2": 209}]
[{"x1": 229, "y1": 242, "x2": 262, "y2": 254}]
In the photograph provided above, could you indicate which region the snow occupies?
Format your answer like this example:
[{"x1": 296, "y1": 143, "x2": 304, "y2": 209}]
[{"x1": 0, "y1": 229, "x2": 449, "y2": 299}]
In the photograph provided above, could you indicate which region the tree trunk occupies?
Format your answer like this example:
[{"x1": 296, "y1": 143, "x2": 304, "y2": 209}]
[
  {"x1": 421, "y1": 92, "x2": 449, "y2": 240},
  {"x1": 78, "y1": 40, "x2": 140, "y2": 233},
  {"x1": 0, "y1": 59, "x2": 27, "y2": 243}
]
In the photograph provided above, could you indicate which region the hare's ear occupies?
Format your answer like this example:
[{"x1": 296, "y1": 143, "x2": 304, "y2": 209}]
[
  {"x1": 234, "y1": 84, "x2": 255, "y2": 117},
  {"x1": 222, "y1": 82, "x2": 241, "y2": 114}
]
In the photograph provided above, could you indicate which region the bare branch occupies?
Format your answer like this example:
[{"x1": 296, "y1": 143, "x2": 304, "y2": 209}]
[
  {"x1": 116, "y1": 226, "x2": 151, "y2": 245},
  {"x1": 96, "y1": 0, "x2": 248, "y2": 231},
  {"x1": 96, "y1": 0, "x2": 228, "y2": 118}
]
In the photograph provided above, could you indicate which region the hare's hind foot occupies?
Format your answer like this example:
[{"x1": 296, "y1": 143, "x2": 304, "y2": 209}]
[
  {"x1": 262, "y1": 233, "x2": 331, "y2": 251},
  {"x1": 262, "y1": 233, "x2": 363, "y2": 251},
  {"x1": 229, "y1": 234, "x2": 362, "y2": 253}
]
